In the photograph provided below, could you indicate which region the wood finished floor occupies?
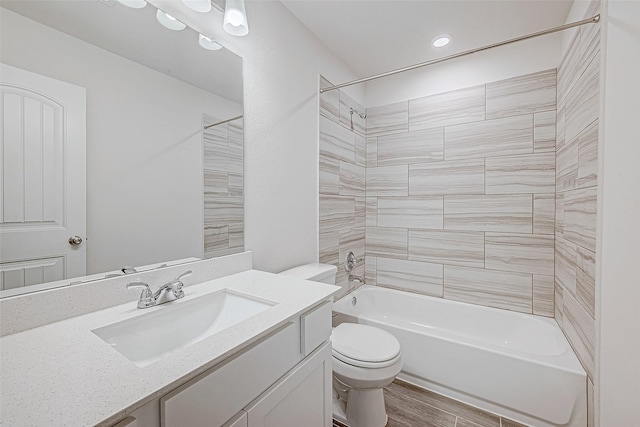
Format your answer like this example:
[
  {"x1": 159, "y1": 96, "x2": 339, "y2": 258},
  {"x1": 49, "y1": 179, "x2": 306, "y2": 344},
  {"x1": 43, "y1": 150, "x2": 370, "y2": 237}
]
[{"x1": 333, "y1": 379, "x2": 529, "y2": 427}]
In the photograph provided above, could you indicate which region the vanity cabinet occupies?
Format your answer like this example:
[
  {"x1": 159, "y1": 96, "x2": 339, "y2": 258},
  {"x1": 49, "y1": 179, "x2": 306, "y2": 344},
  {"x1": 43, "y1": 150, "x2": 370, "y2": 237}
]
[{"x1": 160, "y1": 300, "x2": 333, "y2": 427}]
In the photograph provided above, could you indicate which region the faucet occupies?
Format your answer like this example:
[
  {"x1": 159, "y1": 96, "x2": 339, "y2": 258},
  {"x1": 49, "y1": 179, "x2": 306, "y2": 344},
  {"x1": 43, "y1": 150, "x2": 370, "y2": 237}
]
[
  {"x1": 348, "y1": 274, "x2": 365, "y2": 284},
  {"x1": 127, "y1": 270, "x2": 192, "y2": 309}
]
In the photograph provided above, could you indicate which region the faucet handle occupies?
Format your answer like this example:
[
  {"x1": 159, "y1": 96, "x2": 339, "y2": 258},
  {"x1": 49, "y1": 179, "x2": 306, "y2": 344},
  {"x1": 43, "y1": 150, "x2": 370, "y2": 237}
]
[
  {"x1": 171, "y1": 270, "x2": 192, "y2": 298},
  {"x1": 126, "y1": 281, "x2": 154, "y2": 308}
]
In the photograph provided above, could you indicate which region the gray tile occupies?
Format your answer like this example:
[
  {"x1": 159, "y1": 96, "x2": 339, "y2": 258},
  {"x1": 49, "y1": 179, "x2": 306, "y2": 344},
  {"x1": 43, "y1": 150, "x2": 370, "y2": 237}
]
[
  {"x1": 339, "y1": 227, "x2": 366, "y2": 273},
  {"x1": 534, "y1": 110, "x2": 556, "y2": 153},
  {"x1": 580, "y1": 3, "x2": 601, "y2": 78},
  {"x1": 339, "y1": 91, "x2": 366, "y2": 136},
  {"x1": 555, "y1": 235, "x2": 577, "y2": 295},
  {"x1": 485, "y1": 233, "x2": 554, "y2": 276},
  {"x1": 443, "y1": 194, "x2": 532, "y2": 233},
  {"x1": 500, "y1": 418, "x2": 530, "y2": 427},
  {"x1": 228, "y1": 118, "x2": 244, "y2": 150},
  {"x1": 444, "y1": 115, "x2": 533, "y2": 161},
  {"x1": 204, "y1": 225, "x2": 228, "y2": 255},
  {"x1": 409, "y1": 85, "x2": 486, "y2": 131},
  {"x1": 319, "y1": 76, "x2": 340, "y2": 122},
  {"x1": 339, "y1": 161, "x2": 365, "y2": 197},
  {"x1": 365, "y1": 197, "x2": 377, "y2": 227},
  {"x1": 367, "y1": 101, "x2": 409, "y2": 137},
  {"x1": 486, "y1": 152, "x2": 555, "y2": 194},
  {"x1": 365, "y1": 255, "x2": 377, "y2": 286},
  {"x1": 409, "y1": 159, "x2": 484, "y2": 196},
  {"x1": 228, "y1": 173, "x2": 243, "y2": 197},
  {"x1": 576, "y1": 246, "x2": 596, "y2": 318},
  {"x1": 533, "y1": 274, "x2": 555, "y2": 317},
  {"x1": 486, "y1": 69, "x2": 556, "y2": 120},
  {"x1": 533, "y1": 194, "x2": 555, "y2": 235},
  {"x1": 444, "y1": 265, "x2": 532, "y2": 313},
  {"x1": 366, "y1": 137, "x2": 378, "y2": 168},
  {"x1": 319, "y1": 154, "x2": 339, "y2": 195},
  {"x1": 385, "y1": 384, "x2": 458, "y2": 427},
  {"x1": 409, "y1": 230, "x2": 484, "y2": 268},
  {"x1": 203, "y1": 116, "x2": 228, "y2": 145},
  {"x1": 378, "y1": 197, "x2": 444, "y2": 229},
  {"x1": 557, "y1": 31, "x2": 582, "y2": 103},
  {"x1": 563, "y1": 291, "x2": 595, "y2": 379},
  {"x1": 204, "y1": 143, "x2": 243, "y2": 175},
  {"x1": 319, "y1": 115, "x2": 355, "y2": 163},
  {"x1": 319, "y1": 231, "x2": 339, "y2": 265},
  {"x1": 555, "y1": 192, "x2": 565, "y2": 234},
  {"x1": 204, "y1": 196, "x2": 243, "y2": 223},
  {"x1": 555, "y1": 279, "x2": 564, "y2": 326},
  {"x1": 556, "y1": 136, "x2": 578, "y2": 192},
  {"x1": 319, "y1": 195, "x2": 355, "y2": 233},
  {"x1": 376, "y1": 257, "x2": 443, "y2": 297},
  {"x1": 378, "y1": 128, "x2": 444, "y2": 166},
  {"x1": 366, "y1": 227, "x2": 408, "y2": 260},
  {"x1": 565, "y1": 52, "x2": 600, "y2": 143},
  {"x1": 355, "y1": 197, "x2": 365, "y2": 229},
  {"x1": 366, "y1": 165, "x2": 408, "y2": 196},
  {"x1": 564, "y1": 186, "x2": 597, "y2": 251},
  {"x1": 228, "y1": 222, "x2": 244, "y2": 249},
  {"x1": 355, "y1": 133, "x2": 366, "y2": 167},
  {"x1": 577, "y1": 120, "x2": 598, "y2": 189},
  {"x1": 204, "y1": 170, "x2": 229, "y2": 195},
  {"x1": 556, "y1": 100, "x2": 566, "y2": 151}
]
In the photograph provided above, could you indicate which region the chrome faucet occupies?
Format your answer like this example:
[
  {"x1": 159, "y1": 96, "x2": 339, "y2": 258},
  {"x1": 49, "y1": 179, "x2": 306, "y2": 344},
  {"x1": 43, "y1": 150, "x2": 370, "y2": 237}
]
[
  {"x1": 348, "y1": 274, "x2": 365, "y2": 284},
  {"x1": 127, "y1": 270, "x2": 192, "y2": 309}
]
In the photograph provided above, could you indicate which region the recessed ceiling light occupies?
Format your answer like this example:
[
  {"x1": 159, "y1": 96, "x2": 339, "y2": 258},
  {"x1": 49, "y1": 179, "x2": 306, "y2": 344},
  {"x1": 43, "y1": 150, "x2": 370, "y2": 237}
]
[
  {"x1": 199, "y1": 34, "x2": 223, "y2": 50},
  {"x1": 156, "y1": 10, "x2": 187, "y2": 31},
  {"x1": 432, "y1": 34, "x2": 452, "y2": 48},
  {"x1": 116, "y1": 0, "x2": 147, "y2": 8}
]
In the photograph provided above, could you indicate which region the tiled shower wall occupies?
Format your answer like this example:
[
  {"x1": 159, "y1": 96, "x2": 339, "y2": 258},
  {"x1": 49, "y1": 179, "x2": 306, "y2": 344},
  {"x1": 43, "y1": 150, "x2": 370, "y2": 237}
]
[
  {"x1": 203, "y1": 114, "x2": 244, "y2": 258},
  {"x1": 319, "y1": 77, "x2": 367, "y2": 299},
  {"x1": 555, "y1": 0, "x2": 600, "y2": 394},
  {"x1": 364, "y1": 69, "x2": 557, "y2": 316}
]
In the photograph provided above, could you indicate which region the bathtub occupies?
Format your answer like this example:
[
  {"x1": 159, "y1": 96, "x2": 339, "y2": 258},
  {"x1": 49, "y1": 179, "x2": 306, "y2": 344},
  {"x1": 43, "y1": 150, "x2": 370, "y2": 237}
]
[{"x1": 332, "y1": 285, "x2": 586, "y2": 427}]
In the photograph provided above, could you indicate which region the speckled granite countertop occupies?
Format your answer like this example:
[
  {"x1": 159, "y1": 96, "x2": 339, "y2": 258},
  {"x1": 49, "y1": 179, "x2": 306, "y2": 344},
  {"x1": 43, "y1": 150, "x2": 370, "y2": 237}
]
[{"x1": 0, "y1": 270, "x2": 338, "y2": 427}]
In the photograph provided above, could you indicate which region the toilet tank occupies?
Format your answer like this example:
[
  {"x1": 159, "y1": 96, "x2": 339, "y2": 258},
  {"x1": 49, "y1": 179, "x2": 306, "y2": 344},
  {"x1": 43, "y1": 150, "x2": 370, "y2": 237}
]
[{"x1": 278, "y1": 263, "x2": 337, "y2": 285}]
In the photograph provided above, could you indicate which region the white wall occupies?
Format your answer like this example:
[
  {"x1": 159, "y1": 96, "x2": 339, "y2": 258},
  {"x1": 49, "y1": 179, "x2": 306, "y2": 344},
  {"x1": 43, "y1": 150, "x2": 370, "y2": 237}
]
[
  {"x1": 364, "y1": 33, "x2": 563, "y2": 108},
  {"x1": 1, "y1": 9, "x2": 241, "y2": 274},
  {"x1": 597, "y1": 1, "x2": 640, "y2": 424}
]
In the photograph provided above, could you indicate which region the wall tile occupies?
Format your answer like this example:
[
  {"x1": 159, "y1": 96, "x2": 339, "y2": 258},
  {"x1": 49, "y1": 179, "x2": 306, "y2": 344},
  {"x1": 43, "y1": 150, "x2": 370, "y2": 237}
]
[
  {"x1": 409, "y1": 230, "x2": 484, "y2": 268},
  {"x1": 204, "y1": 144, "x2": 243, "y2": 175},
  {"x1": 204, "y1": 196, "x2": 243, "y2": 223},
  {"x1": 485, "y1": 233, "x2": 554, "y2": 275},
  {"x1": 228, "y1": 222, "x2": 244, "y2": 250},
  {"x1": 319, "y1": 115, "x2": 355, "y2": 163},
  {"x1": 556, "y1": 136, "x2": 578, "y2": 192},
  {"x1": 486, "y1": 69, "x2": 557, "y2": 119},
  {"x1": 377, "y1": 258, "x2": 443, "y2": 297},
  {"x1": 533, "y1": 275, "x2": 555, "y2": 317},
  {"x1": 577, "y1": 121, "x2": 598, "y2": 189},
  {"x1": 339, "y1": 161, "x2": 365, "y2": 197},
  {"x1": 576, "y1": 246, "x2": 596, "y2": 318},
  {"x1": 564, "y1": 186, "x2": 597, "y2": 251},
  {"x1": 409, "y1": 159, "x2": 484, "y2": 196},
  {"x1": 355, "y1": 197, "x2": 365, "y2": 229},
  {"x1": 339, "y1": 227, "x2": 366, "y2": 271},
  {"x1": 366, "y1": 227, "x2": 408, "y2": 260},
  {"x1": 444, "y1": 266, "x2": 532, "y2": 313},
  {"x1": 366, "y1": 165, "x2": 408, "y2": 196},
  {"x1": 563, "y1": 291, "x2": 595, "y2": 379},
  {"x1": 565, "y1": 52, "x2": 600, "y2": 143},
  {"x1": 580, "y1": 5, "x2": 601, "y2": 80},
  {"x1": 534, "y1": 194, "x2": 555, "y2": 235},
  {"x1": 555, "y1": 235, "x2": 577, "y2": 295},
  {"x1": 319, "y1": 231, "x2": 339, "y2": 265},
  {"x1": 534, "y1": 110, "x2": 557, "y2": 153},
  {"x1": 319, "y1": 154, "x2": 339, "y2": 195},
  {"x1": 485, "y1": 153, "x2": 555, "y2": 194},
  {"x1": 365, "y1": 197, "x2": 377, "y2": 227},
  {"x1": 444, "y1": 115, "x2": 533, "y2": 160},
  {"x1": 204, "y1": 170, "x2": 229, "y2": 195},
  {"x1": 367, "y1": 101, "x2": 408, "y2": 137},
  {"x1": 557, "y1": 31, "x2": 582, "y2": 103},
  {"x1": 377, "y1": 128, "x2": 444, "y2": 166},
  {"x1": 228, "y1": 173, "x2": 243, "y2": 196},
  {"x1": 366, "y1": 137, "x2": 377, "y2": 168},
  {"x1": 378, "y1": 197, "x2": 443, "y2": 229},
  {"x1": 409, "y1": 85, "x2": 485, "y2": 131},
  {"x1": 355, "y1": 134, "x2": 366, "y2": 167},
  {"x1": 228, "y1": 119, "x2": 244, "y2": 151},
  {"x1": 339, "y1": 91, "x2": 366, "y2": 136},
  {"x1": 204, "y1": 225, "x2": 228, "y2": 256},
  {"x1": 555, "y1": 280, "x2": 564, "y2": 326},
  {"x1": 319, "y1": 195, "x2": 355, "y2": 233},
  {"x1": 555, "y1": 192, "x2": 565, "y2": 234},
  {"x1": 556, "y1": 100, "x2": 566, "y2": 151},
  {"x1": 443, "y1": 194, "x2": 532, "y2": 233},
  {"x1": 319, "y1": 76, "x2": 340, "y2": 122},
  {"x1": 365, "y1": 256, "x2": 377, "y2": 286}
]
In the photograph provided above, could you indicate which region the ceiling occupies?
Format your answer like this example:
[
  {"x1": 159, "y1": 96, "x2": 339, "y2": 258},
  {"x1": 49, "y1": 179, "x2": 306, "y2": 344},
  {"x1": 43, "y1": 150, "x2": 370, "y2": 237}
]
[{"x1": 282, "y1": 0, "x2": 574, "y2": 78}]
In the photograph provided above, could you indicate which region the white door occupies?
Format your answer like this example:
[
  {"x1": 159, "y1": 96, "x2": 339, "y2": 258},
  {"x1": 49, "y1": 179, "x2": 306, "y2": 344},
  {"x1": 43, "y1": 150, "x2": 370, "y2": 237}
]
[{"x1": 0, "y1": 63, "x2": 86, "y2": 291}]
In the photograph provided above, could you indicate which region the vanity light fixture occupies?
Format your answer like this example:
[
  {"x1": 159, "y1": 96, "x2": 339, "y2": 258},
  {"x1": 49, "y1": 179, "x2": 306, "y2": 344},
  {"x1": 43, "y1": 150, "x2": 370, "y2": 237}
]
[
  {"x1": 116, "y1": 0, "x2": 147, "y2": 8},
  {"x1": 156, "y1": 9, "x2": 187, "y2": 31},
  {"x1": 432, "y1": 34, "x2": 452, "y2": 48},
  {"x1": 181, "y1": 0, "x2": 211, "y2": 13},
  {"x1": 223, "y1": 0, "x2": 249, "y2": 36},
  {"x1": 199, "y1": 34, "x2": 223, "y2": 50}
]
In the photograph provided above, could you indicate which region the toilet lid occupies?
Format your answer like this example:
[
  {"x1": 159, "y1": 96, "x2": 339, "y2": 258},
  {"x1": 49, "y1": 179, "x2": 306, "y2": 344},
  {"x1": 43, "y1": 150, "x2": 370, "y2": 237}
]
[{"x1": 331, "y1": 323, "x2": 400, "y2": 365}]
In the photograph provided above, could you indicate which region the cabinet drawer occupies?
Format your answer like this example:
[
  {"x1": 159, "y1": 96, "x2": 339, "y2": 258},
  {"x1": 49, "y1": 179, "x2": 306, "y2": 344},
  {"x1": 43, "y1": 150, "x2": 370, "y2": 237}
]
[
  {"x1": 161, "y1": 321, "x2": 302, "y2": 427},
  {"x1": 300, "y1": 300, "x2": 332, "y2": 356}
]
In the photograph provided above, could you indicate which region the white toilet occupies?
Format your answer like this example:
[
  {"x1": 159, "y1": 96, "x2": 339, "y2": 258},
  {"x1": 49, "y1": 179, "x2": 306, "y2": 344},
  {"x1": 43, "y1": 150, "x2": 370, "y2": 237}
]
[{"x1": 279, "y1": 263, "x2": 403, "y2": 427}]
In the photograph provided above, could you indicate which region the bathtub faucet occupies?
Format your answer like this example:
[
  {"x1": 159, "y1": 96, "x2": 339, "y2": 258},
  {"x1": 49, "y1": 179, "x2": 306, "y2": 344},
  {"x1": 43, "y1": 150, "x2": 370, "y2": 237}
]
[{"x1": 348, "y1": 274, "x2": 365, "y2": 284}]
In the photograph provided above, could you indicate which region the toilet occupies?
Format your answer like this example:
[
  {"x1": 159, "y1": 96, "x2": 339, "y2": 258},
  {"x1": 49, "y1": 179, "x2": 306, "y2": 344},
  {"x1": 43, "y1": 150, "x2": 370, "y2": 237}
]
[{"x1": 279, "y1": 263, "x2": 402, "y2": 427}]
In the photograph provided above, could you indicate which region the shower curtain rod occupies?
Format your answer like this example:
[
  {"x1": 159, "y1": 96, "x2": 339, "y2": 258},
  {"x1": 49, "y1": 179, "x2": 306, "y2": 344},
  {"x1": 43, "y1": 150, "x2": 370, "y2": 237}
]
[
  {"x1": 320, "y1": 14, "x2": 600, "y2": 93},
  {"x1": 203, "y1": 114, "x2": 243, "y2": 129}
]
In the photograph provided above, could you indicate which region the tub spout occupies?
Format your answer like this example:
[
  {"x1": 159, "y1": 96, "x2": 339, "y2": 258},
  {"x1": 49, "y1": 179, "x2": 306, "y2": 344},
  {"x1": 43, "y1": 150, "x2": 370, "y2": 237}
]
[{"x1": 348, "y1": 274, "x2": 365, "y2": 284}]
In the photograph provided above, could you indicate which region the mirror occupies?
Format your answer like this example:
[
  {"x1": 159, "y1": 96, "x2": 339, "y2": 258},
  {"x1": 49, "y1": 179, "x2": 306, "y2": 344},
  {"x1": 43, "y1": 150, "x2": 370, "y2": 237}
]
[{"x1": 0, "y1": 0, "x2": 244, "y2": 297}]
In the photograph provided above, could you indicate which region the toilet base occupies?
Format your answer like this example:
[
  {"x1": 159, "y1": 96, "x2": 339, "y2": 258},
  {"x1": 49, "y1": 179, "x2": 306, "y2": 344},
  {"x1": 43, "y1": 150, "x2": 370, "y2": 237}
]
[{"x1": 332, "y1": 388, "x2": 388, "y2": 427}]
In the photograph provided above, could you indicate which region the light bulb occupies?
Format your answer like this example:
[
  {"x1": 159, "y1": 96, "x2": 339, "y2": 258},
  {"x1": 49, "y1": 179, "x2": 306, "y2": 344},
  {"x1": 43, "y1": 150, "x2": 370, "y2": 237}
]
[
  {"x1": 156, "y1": 9, "x2": 186, "y2": 31},
  {"x1": 199, "y1": 34, "x2": 223, "y2": 51},
  {"x1": 223, "y1": 0, "x2": 249, "y2": 36}
]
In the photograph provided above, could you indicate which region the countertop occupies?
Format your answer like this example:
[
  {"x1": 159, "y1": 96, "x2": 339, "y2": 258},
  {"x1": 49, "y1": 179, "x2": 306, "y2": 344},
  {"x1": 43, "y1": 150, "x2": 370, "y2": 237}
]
[{"x1": 0, "y1": 270, "x2": 338, "y2": 426}]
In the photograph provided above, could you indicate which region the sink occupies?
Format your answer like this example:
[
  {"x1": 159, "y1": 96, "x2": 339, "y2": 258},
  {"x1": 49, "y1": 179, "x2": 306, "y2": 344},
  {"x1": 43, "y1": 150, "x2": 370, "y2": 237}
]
[{"x1": 92, "y1": 290, "x2": 276, "y2": 367}]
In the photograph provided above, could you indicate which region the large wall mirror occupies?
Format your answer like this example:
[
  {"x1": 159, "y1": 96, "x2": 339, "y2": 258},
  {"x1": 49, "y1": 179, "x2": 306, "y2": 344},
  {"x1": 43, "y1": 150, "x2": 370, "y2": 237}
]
[{"x1": 0, "y1": 0, "x2": 244, "y2": 297}]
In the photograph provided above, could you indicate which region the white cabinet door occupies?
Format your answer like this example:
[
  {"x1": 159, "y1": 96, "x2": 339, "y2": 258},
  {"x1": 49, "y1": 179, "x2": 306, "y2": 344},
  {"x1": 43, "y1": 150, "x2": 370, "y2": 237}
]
[
  {"x1": 0, "y1": 63, "x2": 86, "y2": 291},
  {"x1": 246, "y1": 343, "x2": 332, "y2": 427}
]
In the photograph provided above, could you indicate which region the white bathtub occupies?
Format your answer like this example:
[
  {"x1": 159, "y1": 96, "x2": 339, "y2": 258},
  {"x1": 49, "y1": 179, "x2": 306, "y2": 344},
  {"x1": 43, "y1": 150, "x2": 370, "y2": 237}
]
[{"x1": 332, "y1": 285, "x2": 586, "y2": 427}]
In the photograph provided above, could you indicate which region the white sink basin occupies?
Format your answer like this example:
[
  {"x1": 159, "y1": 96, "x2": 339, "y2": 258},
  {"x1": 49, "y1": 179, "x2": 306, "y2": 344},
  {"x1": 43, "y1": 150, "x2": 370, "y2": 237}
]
[{"x1": 92, "y1": 290, "x2": 276, "y2": 367}]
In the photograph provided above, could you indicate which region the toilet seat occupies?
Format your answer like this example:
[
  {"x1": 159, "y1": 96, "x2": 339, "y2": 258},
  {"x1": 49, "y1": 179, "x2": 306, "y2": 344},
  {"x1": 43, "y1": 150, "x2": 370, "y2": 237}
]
[{"x1": 331, "y1": 323, "x2": 401, "y2": 368}]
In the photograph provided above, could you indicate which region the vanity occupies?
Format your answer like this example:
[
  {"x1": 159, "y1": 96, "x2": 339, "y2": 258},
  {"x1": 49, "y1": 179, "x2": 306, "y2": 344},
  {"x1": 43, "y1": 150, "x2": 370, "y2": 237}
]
[{"x1": 0, "y1": 253, "x2": 339, "y2": 426}]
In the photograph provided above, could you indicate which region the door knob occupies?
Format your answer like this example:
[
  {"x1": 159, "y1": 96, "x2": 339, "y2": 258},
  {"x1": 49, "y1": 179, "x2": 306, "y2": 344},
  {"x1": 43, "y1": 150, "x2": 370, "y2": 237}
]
[{"x1": 68, "y1": 235, "x2": 83, "y2": 246}]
